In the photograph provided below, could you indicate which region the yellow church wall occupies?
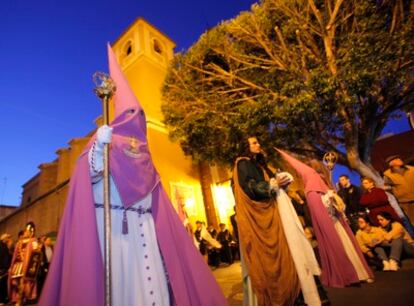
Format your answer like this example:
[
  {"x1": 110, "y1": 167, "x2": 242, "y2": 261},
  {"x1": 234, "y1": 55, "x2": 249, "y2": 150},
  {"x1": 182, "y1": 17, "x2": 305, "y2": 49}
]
[
  {"x1": 68, "y1": 137, "x2": 90, "y2": 174},
  {"x1": 147, "y1": 127, "x2": 206, "y2": 223},
  {"x1": 55, "y1": 148, "x2": 71, "y2": 184},
  {"x1": 37, "y1": 162, "x2": 58, "y2": 196},
  {"x1": 111, "y1": 18, "x2": 208, "y2": 225},
  {"x1": 123, "y1": 60, "x2": 165, "y2": 121}
]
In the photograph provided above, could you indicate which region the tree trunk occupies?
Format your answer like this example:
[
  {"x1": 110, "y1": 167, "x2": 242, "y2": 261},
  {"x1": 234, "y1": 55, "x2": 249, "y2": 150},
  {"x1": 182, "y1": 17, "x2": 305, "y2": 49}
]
[
  {"x1": 346, "y1": 148, "x2": 384, "y2": 187},
  {"x1": 198, "y1": 161, "x2": 220, "y2": 228}
]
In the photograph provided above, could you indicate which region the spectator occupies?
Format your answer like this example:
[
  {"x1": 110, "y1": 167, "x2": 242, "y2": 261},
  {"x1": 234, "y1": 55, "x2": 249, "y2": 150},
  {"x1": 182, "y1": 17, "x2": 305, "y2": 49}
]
[
  {"x1": 194, "y1": 221, "x2": 221, "y2": 266},
  {"x1": 360, "y1": 177, "x2": 401, "y2": 226},
  {"x1": 287, "y1": 189, "x2": 312, "y2": 228},
  {"x1": 0, "y1": 234, "x2": 12, "y2": 305},
  {"x1": 217, "y1": 223, "x2": 233, "y2": 265},
  {"x1": 8, "y1": 222, "x2": 39, "y2": 305},
  {"x1": 207, "y1": 225, "x2": 220, "y2": 268},
  {"x1": 229, "y1": 208, "x2": 240, "y2": 261},
  {"x1": 338, "y1": 175, "x2": 364, "y2": 232},
  {"x1": 194, "y1": 221, "x2": 208, "y2": 261},
  {"x1": 384, "y1": 155, "x2": 414, "y2": 225},
  {"x1": 355, "y1": 216, "x2": 392, "y2": 271},
  {"x1": 37, "y1": 236, "x2": 53, "y2": 297},
  {"x1": 229, "y1": 206, "x2": 238, "y2": 242},
  {"x1": 207, "y1": 225, "x2": 217, "y2": 239},
  {"x1": 377, "y1": 212, "x2": 414, "y2": 270}
]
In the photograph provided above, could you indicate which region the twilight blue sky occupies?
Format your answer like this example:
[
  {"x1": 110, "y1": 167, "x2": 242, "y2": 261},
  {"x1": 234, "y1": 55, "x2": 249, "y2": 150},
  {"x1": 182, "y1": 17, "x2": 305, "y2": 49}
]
[{"x1": 0, "y1": 0, "x2": 410, "y2": 205}]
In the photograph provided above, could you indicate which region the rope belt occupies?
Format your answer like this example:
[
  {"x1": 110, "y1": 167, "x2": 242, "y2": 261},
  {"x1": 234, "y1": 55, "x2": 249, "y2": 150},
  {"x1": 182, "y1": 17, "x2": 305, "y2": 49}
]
[{"x1": 94, "y1": 203, "x2": 152, "y2": 235}]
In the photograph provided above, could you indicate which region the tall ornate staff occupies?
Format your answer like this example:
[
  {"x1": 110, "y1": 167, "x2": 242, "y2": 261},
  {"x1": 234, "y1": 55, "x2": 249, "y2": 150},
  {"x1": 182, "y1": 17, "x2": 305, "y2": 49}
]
[
  {"x1": 93, "y1": 72, "x2": 116, "y2": 306},
  {"x1": 323, "y1": 151, "x2": 338, "y2": 188}
]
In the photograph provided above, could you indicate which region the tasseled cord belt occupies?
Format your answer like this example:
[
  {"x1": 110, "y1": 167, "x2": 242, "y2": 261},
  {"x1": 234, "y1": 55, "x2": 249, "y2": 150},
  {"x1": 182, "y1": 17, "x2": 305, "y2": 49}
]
[{"x1": 94, "y1": 204, "x2": 152, "y2": 235}]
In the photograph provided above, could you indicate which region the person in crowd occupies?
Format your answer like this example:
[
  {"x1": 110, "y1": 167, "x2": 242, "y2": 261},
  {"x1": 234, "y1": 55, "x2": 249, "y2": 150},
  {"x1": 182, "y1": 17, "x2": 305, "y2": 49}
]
[
  {"x1": 217, "y1": 223, "x2": 233, "y2": 265},
  {"x1": 0, "y1": 234, "x2": 12, "y2": 305},
  {"x1": 9, "y1": 222, "x2": 39, "y2": 305},
  {"x1": 230, "y1": 206, "x2": 238, "y2": 242},
  {"x1": 355, "y1": 215, "x2": 394, "y2": 271},
  {"x1": 206, "y1": 225, "x2": 221, "y2": 268},
  {"x1": 377, "y1": 212, "x2": 414, "y2": 270},
  {"x1": 194, "y1": 221, "x2": 208, "y2": 261},
  {"x1": 207, "y1": 225, "x2": 217, "y2": 239},
  {"x1": 383, "y1": 155, "x2": 414, "y2": 225},
  {"x1": 288, "y1": 189, "x2": 313, "y2": 228},
  {"x1": 194, "y1": 221, "x2": 221, "y2": 266},
  {"x1": 39, "y1": 46, "x2": 227, "y2": 306},
  {"x1": 175, "y1": 192, "x2": 194, "y2": 238},
  {"x1": 338, "y1": 175, "x2": 364, "y2": 232},
  {"x1": 234, "y1": 137, "x2": 323, "y2": 306},
  {"x1": 37, "y1": 236, "x2": 53, "y2": 297},
  {"x1": 360, "y1": 177, "x2": 402, "y2": 226},
  {"x1": 278, "y1": 149, "x2": 374, "y2": 288},
  {"x1": 229, "y1": 207, "x2": 240, "y2": 261}
]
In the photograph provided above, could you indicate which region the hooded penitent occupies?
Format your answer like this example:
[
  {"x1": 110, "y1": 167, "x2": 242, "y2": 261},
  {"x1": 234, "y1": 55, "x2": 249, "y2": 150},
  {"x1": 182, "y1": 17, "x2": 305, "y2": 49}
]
[
  {"x1": 276, "y1": 149, "x2": 373, "y2": 288},
  {"x1": 39, "y1": 45, "x2": 228, "y2": 306}
]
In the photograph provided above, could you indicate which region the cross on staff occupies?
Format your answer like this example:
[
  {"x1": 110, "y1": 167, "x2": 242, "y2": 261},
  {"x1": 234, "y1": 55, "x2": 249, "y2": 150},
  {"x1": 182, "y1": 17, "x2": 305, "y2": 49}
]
[
  {"x1": 323, "y1": 151, "x2": 338, "y2": 188},
  {"x1": 93, "y1": 72, "x2": 116, "y2": 306}
]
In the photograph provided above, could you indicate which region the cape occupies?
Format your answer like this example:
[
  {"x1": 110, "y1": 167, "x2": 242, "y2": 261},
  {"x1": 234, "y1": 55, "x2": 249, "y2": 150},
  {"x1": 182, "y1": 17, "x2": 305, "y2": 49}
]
[
  {"x1": 39, "y1": 44, "x2": 227, "y2": 306},
  {"x1": 39, "y1": 152, "x2": 228, "y2": 306},
  {"x1": 233, "y1": 157, "x2": 300, "y2": 306}
]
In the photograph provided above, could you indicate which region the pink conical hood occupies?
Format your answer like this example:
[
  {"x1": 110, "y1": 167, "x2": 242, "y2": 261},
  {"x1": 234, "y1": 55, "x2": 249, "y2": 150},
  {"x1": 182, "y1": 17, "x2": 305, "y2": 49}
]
[
  {"x1": 107, "y1": 44, "x2": 146, "y2": 133},
  {"x1": 276, "y1": 148, "x2": 328, "y2": 194},
  {"x1": 105, "y1": 44, "x2": 158, "y2": 208}
]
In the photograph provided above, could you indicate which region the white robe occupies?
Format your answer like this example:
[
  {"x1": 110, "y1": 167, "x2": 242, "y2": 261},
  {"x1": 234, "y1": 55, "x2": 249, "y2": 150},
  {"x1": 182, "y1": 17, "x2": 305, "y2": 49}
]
[
  {"x1": 90, "y1": 144, "x2": 170, "y2": 306},
  {"x1": 276, "y1": 185, "x2": 321, "y2": 306},
  {"x1": 321, "y1": 191, "x2": 370, "y2": 281}
]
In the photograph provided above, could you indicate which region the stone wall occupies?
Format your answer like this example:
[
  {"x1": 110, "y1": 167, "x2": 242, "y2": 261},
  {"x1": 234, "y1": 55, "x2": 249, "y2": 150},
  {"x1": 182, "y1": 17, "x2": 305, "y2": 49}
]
[{"x1": 0, "y1": 136, "x2": 89, "y2": 240}]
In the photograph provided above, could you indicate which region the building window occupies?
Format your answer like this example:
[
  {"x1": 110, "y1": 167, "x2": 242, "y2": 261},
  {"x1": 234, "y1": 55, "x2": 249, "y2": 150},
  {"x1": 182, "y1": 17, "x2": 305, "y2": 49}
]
[
  {"x1": 124, "y1": 41, "x2": 133, "y2": 57},
  {"x1": 153, "y1": 39, "x2": 163, "y2": 55}
]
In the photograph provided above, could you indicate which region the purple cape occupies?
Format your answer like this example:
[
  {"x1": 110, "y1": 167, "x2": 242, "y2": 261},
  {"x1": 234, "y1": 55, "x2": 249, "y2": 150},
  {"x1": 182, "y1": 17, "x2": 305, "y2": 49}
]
[
  {"x1": 277, "y1": 149, "x2": 373, "y2": 287},
  {"x1": 38, "y1": 140, "x2": 228, "y2": 306},
  {"x1": 39, "y1": 45, "x2": 227, "y2": 306}
]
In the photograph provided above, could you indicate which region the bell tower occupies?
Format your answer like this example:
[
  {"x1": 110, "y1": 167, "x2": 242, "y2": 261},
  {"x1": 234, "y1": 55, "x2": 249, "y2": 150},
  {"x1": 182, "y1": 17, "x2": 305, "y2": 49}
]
[
  {"x1": 111, "y1": 17, "x2": 176, "y2": 124},
  {"x1": 111, "y1": 18, "x2": 220, "y2": 227}
]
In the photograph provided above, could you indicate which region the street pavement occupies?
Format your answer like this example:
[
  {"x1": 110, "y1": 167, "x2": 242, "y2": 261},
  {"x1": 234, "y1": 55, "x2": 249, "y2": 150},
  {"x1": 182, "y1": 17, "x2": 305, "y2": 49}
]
[
  {"x1": 212, "y1": 262, "x2": 244, "y2": 305},
  {"x1": 20, "y1": 258, "x2": 414, "y2": 306},
  {"x1": 213, "y1": 258, "x2": 414, "y2": 306}
]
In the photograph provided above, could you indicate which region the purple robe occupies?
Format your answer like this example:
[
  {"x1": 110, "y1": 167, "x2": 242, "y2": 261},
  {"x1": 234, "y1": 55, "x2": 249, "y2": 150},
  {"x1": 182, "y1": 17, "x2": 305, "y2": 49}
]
[
  {"x1": 276, "y1": 149, "x2": 373, "y2": 287},
  {"x1": 39, "y1": 45, "x2": 227, "y2": 306}
]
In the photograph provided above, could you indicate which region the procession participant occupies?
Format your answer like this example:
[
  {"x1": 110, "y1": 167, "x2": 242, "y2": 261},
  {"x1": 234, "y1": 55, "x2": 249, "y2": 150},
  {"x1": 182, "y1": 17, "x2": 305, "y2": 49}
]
[
  {"x1": 233, "y1": 136, "x2": 321, "y2": 306},
  {"x1": 8, "y1": 222, "x2": 39, "y2": 305},
  {"x1": 277, "y1": 149, "x2": 374, "y2": 288},
  {"x1": 39, "y1": 45, "x2": 227, "y2": 306}
]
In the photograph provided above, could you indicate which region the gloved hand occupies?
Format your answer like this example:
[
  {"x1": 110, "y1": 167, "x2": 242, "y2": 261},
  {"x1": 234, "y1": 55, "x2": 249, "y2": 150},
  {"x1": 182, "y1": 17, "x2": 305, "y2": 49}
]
[
  {"x1": 96, "y1": 124, "x2": 113, "y2": 148},
  {"x1": 269, "y1": 177, "x2": 279, "y2": 191},
  {"x1": 276, "y1": 172, "x2": 294, "y2": 186}
]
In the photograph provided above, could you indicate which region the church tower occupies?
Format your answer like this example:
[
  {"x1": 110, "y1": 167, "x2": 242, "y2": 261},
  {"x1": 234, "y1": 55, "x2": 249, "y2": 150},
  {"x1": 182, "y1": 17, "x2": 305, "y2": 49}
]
[
  {"x1": 111, "y1": 18, "x2": 219, "y2": 226},
  {"x1": 111, "y1": 17, "x2": 175, "y2": 122}
]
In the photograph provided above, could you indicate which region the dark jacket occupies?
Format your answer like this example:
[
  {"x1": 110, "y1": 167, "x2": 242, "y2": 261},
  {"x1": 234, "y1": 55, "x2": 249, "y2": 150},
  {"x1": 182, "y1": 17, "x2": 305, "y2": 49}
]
[
  {"x1": 236, "y1": 158, "x2": 273, "y2": 201},
  {"x1": 338, "y1": 184, "x2": 363, "y2": 215}
]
